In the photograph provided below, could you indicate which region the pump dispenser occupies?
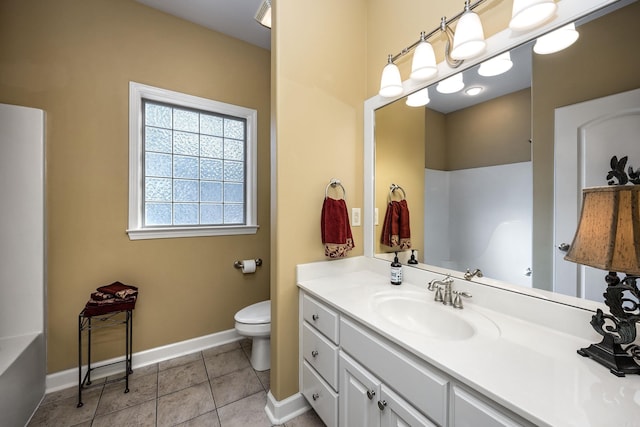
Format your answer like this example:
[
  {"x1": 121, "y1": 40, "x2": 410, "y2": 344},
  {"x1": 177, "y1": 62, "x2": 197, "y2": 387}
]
[
  {"x1": 390, "y1": 252, "x2": 403, "y2": 285},
  {"x1": 408, "y1": 250, "x2": 418, "y2": 265}
]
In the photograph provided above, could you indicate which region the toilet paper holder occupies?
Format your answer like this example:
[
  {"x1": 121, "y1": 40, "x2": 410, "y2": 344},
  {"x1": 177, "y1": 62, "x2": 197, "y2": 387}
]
[{"x1": 234, "y1": 259, "x2": 263, "y2": 269}]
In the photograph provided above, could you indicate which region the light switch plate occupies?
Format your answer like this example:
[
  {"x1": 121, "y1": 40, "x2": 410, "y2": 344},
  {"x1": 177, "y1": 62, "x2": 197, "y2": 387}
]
[{"x1": 352, "y1": 208, "x2": 361, "y2": 226}]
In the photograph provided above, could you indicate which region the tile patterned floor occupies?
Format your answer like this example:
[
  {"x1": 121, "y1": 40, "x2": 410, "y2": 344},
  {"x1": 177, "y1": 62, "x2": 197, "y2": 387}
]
[{"x1": 28, "y1": 340, "x2": 325, "y2": 427}]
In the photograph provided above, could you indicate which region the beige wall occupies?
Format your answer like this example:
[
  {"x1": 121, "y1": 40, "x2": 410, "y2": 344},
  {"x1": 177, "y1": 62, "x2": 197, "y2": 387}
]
[
  {"x1": 442, "y1": 88, "x2": 531, "y2": 170},
  {"x1": 0, "y1": 0, "x2": 271, "y2": 373},
  {"x1": 271, "y1": 0, "x2": 367, "y2": 399},
  {"x1": 374, "y1": 100, "x2": 425, "y2": 256},
  {"x1": 531, "y1": 1, "x2": 640, "y2": 290}
]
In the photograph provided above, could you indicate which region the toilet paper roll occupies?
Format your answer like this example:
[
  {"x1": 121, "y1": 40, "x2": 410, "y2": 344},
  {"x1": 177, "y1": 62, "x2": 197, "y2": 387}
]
[{"x1": 241, "y1": 259, "x2": 257, "y2": 274}]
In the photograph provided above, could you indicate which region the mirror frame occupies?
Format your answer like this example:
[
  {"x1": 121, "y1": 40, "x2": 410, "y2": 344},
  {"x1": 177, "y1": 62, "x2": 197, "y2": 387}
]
[{"x1": 364, "y1": 0, "x2": 622, "y2": 310}]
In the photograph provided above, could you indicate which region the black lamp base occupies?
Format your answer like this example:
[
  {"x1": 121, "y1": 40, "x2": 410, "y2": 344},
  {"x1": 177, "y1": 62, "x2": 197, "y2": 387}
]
[{"x1": 578, "y1": 334, "x2": 640, "y2": 377}]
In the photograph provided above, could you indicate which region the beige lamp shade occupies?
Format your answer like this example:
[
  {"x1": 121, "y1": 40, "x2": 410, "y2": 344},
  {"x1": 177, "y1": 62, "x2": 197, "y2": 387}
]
[{"x1": 564, "y1": 186, "x2": 640, "y2": 275}]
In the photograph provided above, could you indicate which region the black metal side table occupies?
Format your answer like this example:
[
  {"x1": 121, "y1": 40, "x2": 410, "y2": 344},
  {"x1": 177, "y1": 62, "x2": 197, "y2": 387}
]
[{"x1": 77, "y1": 308, "x2": 133, "y2": 408}]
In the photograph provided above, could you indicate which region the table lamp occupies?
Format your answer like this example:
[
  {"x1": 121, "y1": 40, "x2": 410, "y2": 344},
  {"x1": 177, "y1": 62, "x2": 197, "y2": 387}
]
[{"x1": 564, "y1": 185, "x2": 640, "y2": 376}]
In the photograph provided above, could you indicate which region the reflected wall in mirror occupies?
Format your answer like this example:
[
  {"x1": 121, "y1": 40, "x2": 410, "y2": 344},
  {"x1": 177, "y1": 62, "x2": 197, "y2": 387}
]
[{"x1": 373, "y1": 0, "x2": 640, "y2": 300}]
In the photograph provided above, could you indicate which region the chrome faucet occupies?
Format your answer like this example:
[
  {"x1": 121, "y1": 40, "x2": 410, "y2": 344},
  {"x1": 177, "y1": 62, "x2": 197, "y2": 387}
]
[
  {"x1": 427, "y1": 275, "x2": 454, "y2": 305},
  {"x1": 464, "y1": 268, "x2": 483, "y2": 280},
  {"x1": 428, "y1": 275, "x2": 472, "y2": 308}
]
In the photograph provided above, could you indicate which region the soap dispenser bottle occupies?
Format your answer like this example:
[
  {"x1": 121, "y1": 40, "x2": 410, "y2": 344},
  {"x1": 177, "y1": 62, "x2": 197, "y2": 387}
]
[
  {"x1": 408, "y1": 250, "x2": 418, "y2": 265},
  {"x1": 390, "y1": 252, "x2": 403, "y2": 285}
]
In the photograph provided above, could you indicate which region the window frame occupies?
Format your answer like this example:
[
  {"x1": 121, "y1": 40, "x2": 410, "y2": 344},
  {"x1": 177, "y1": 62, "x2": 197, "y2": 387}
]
[{"x1": 127, "y1": 81, "x2": 259, "y2": 240}]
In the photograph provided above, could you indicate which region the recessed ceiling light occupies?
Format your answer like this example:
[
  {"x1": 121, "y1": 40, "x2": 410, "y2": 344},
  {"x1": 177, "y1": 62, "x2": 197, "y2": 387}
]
[{"x1": 465, "y1": 87, "x2": 483, "y2": 96}]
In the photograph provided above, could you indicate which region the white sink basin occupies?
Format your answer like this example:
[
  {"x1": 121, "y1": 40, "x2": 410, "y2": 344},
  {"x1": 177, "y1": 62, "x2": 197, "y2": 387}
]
[{"x1": 372, "y1": 291, "x2": 500, "y2": 341}]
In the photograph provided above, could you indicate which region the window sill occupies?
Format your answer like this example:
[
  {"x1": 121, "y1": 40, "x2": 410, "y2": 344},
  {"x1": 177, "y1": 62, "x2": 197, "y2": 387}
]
[{"x1": 127, "y1": 225, "x2": 259, "y2": 240}]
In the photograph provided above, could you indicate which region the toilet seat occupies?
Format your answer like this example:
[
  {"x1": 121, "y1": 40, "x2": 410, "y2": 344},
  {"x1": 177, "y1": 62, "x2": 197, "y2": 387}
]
[{"x1": 234, "y1": 300, "x2": 270, "y2": 324}]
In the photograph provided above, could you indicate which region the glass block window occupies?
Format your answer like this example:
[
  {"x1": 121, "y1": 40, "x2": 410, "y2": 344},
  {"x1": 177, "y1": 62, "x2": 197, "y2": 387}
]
[
  {"x1": 128, "y1": 82, "x2": 258, "y2": 240},
  {"x1": 143, "y1": 101, "x2": 247, "y2": 226}
]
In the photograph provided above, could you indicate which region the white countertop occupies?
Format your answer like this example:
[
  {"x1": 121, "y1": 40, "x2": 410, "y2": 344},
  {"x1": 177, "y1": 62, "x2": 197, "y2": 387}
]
[{"x1": 297, "y1": 257, "x2": 640, "y2": 427}]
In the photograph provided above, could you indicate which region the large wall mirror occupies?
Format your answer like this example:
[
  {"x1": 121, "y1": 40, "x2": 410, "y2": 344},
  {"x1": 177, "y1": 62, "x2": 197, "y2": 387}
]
[{"x1": 365, "y1": 0, "x2": 640, "y2": 308}]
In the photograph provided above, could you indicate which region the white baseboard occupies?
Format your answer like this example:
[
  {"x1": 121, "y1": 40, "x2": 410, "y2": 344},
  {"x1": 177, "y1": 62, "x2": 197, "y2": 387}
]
[
  {"x1": 46, "y1": 328, "x2": 241, "y2": 393},
  {"x1": 265, "y1": 390, "x2": 310, "y2": 424}
]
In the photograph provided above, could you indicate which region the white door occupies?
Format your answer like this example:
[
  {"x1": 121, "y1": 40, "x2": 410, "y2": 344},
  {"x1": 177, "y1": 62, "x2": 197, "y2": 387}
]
[{"x1": 554, "y1": 88, "x2": 640, "y2": 300}]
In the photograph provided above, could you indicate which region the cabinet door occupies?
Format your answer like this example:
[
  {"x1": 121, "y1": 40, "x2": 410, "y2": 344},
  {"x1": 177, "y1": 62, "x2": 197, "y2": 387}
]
[
  {"x1": 339, "y1": 352, "x2": 381, "y2": 427},
  {"x1": 379, "y1": 385, "x2": 437, "y2": 427},
  {"x1": 452, "y1": 386, "x2": 524, "y2": 427}
]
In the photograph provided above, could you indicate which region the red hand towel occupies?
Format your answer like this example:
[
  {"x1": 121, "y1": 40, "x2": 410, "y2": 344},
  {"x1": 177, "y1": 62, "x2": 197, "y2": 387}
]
[
  {"x1": 397, "y1": 199, "x2": 412, "y2": 250},
  {"x1": 380, "y1": 201, "x2": 399, "y2": 247},
  {"x1": 321, "y1": 197, "x2": 354, "y2": 258},
  {"x1": 380, "y1": 200, "x2": 411, "y2": 249}
]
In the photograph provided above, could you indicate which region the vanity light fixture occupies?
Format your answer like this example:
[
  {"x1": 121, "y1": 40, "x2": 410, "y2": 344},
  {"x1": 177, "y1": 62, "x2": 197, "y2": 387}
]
[
  {"x1": 255, "y1": 0, "x2": 272, "y2": 29},
  {"x1": 379, "y1": 55, "x2": 404, "y2": 98},
  {"x1": 437, "y1": 73, "x2": 464, "y2": 94},
  {"x1": 450, "y1": 1, "x2": 487, "y2": 60},
  {"x1": 564, "y1": 185, "x2": 640, "y2": 376},
  {"x1": 509, "y1": 0, "x2": 557, "y2": 31},
  {"x1": 378, "y1": 0, "x2": 490, "y2": 98},
  {"x1": 465, "y1": 86, "x2": 483, "y2": 96},
  {"x1": 406, "y1": 87, "x2": 431, "y2": 107},
  {"x1": 533, "y1": 22, "x2": 579, "y2": 54},
  {"x1": 478, "y1": 52, "x2": 513, "y2": 76}
]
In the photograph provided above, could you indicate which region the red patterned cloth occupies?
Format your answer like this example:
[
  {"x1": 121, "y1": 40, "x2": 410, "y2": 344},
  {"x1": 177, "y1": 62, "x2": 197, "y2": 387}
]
[
  {"x1": 321, "y1": 197, "x2": 354, "y2": 258},
  {"x1": 97, "y1": 281, "x2": 138, "y2": 299},
  {"x1": 380, "y1": 200, "x2": 411, "y2": 250},
  {"x1": 82, "y1": 281, "x2": 138, "y2": 316}
]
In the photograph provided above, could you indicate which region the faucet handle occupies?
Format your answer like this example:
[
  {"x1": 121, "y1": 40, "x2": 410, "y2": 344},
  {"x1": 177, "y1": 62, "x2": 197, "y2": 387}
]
[
  {"x1": 434, "y1": 286, "x2": 444, "y2": 302},
  {"x1": 452, "y1": 291, "x2": 472, "y2": 309}
]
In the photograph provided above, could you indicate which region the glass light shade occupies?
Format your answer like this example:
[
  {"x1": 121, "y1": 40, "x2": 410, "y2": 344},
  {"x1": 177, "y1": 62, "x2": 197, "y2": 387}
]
[
  {"x1": 410, "y1": 41, "x2": 438, "y2": 82},
  {"x1": 406, "y1": 87, "x2": 431, "y2": 107},
  {"x1": 451, "y1": 11, "x2": 486, "y2": 60},
  {"x1": 564, "y1": 186, "x2": 640, "y2": 275},
  {"x1": 436, "y1": 73, "x2": 464, "y2": 94},
  {"x1": 478, "y1": 52, "x2": 513, "y2": 77},
  {"x1": 379, "y1": 61, "x2": 403, "y2": 98},
  {"x1": 534, "y1": 23, "x2": 579, "y2": 54},
  {"x1": 509, "y1": 0, "x2": 557, "y2": 31}
]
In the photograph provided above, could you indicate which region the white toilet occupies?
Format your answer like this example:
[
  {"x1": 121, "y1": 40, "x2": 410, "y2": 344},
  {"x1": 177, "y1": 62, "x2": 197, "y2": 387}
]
[{"x1": 234, "y1": 300, "x2": 271, "y2": 371}]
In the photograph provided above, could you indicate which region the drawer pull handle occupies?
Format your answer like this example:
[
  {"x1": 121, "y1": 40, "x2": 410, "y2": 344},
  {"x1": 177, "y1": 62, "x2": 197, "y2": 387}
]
[
  {"x1": 378, "y1": 400, "x2": 387, "y2": 411},
  {"x1": 311, "y1": 350, "x2": 319, "y2": 358},
  {"x1": 312, "y1": 393, "x2": 320, "y2": 401},
  {"x1": 366, "y1": 390, "x2": 376, "y2": 400},
  {"x1": 312, "y1": 314, "x2": 319, "y2": 321}
]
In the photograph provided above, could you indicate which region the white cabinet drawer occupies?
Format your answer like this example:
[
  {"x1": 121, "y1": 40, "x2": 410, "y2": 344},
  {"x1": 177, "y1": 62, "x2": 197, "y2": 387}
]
[
  {"x1": 302, "y1": 293, "x2": 339, "y2": 344},
  {"x1": 340, "y1": 317, "x2": 449, "y2": 427},
  {"x1": 302, "y1": 361, "x2": 338, "y2": 427},
  {"x1": 303, "y1": 322, "x2": 339, "y2": 390}
]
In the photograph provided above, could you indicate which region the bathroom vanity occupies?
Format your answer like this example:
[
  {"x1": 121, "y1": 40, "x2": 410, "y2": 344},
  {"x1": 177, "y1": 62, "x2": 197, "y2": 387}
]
[{"x1": 297, "y1": 257, "x2": 640, "y2": 427}]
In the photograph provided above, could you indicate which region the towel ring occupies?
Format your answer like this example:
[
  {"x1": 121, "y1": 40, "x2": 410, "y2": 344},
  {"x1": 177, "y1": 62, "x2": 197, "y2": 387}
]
[
  {"x1": 325, "y1": 179, "x2": 346, "y2": 200},
  {"x1": 389, "y1": 183, "x2": 406, "y2": 201}
]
